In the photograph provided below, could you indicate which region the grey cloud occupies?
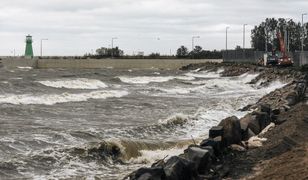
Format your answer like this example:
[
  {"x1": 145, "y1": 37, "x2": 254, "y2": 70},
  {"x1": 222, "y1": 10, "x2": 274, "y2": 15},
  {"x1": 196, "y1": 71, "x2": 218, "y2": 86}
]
[{"x1": 0, "y1": 0, "x2": 308, "y2": 55}]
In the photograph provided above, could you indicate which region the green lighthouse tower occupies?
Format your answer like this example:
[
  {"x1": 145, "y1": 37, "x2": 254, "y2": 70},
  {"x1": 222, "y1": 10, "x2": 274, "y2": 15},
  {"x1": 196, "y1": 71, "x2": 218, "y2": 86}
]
[{"x1": 25, "y1": 35, "x2": 34, "y2": 58}]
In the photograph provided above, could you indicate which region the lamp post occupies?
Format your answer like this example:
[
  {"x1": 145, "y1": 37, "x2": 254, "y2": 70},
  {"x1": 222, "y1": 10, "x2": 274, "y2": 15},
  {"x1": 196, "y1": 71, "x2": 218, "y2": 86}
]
[
  {"x1": 40, "y1": 38, "x2": 48, "y2": 57},
  {"x1": 111, "y1": 37, "x2": 118, "y2": 58},
  {"x1": 264, "y1": 26, "x2": 268, "y2": 52},
  {"x1": 192, "y1": 36, "x2": 200, "y2": 51},
  {"x1": 301, "y1": 13, "x2": 307, "y2": 51},
  {"x1": 226, "y1": 27, "x2": 230, "y2": 51},
  {"x1": 243, "y1": 24, "x2": 247, "y2": 49},
  {"x1": 157, "y1": 37, "x2": 160, "y2": 55}
]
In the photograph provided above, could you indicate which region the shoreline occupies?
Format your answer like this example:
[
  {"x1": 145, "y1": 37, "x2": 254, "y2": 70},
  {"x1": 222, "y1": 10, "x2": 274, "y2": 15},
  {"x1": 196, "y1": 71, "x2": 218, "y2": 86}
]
[
  {"x1": 126, "y1": 63, "x2": 307, "y2": 180},
  {"x1": 0, "y1": 58, "x2": 222, "y2": 70}
]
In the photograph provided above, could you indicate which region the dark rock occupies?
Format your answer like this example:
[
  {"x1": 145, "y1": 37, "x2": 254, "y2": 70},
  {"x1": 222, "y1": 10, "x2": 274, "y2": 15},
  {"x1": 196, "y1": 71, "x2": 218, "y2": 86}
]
[
  {"x1": 295, "y1": 80, "x2": 307, "y2": 100},
  {"x1": 303, "y1": 116, "x2": 308, "y2": 123},
  {"x1": 254, "y1": 111, "x2": 271, "y2": 131},
  {"x1": 286, "y1": 91, "x2": 298, "y2": 106},
  {"x1": 260, "y1": 104, "x2": 271, "y2": 116},
  {"x1": 218, "y1": 116, "x2": 242, "y2": 147},
  {"x1": 151, "y1": 159, "x2": 166, "y2": 168},
  {"x1": 164, "y1": 156, "x2": 197, "y2": 180},
  {"x1": 240, "y1": 114, "x2": 260, "y2": 135},
  {"x1": 272, "y1": 108, "x2": 281, "y2": 115},
  {"x1": 240, "y1": 115, "x2": 256, "y2": 140},
  {"x1": 274, "y1": 117, "x2": 287, "y2": 125},
  {"x1": 138, "y1": 173, "x2": 154, "y2": 180},
  {"x1": 209, "y1": 126, "x2": 224, "y2": 139},
  {"x1": 201, "y1": 146, "x2": 214, "y2": 157},
  {"x1": 184, "y1": 146, "x2": 211, "y2": 174},
  {"x1": 238, "y1": 104, "x2": 252, "y2": 111},
  {"x1": 239, "y1": 116, "x2": 250, "y2": 140},
  {"x1": 217, "y1": 165, "x2": 230, "y2": 178},
  {"x1": 200, "y1": 137, "x2": 223, "y2": 156},
  {"x1": 247, "y1": 128, "x2": 256, "y2": 139},
  {"x1": 127, "y1": 167, "x2": 166, "y2": 180},
  {"x1": 271, "y1": 115, "x2": 279, "y2": 121}
]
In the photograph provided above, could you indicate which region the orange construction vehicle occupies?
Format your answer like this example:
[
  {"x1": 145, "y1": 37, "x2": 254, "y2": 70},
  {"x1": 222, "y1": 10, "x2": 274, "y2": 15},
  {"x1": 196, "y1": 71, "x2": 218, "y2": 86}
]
[
  {"x1": 276, "y1": 30, "x2": 293, "y2": 66},
  {"x1": 259, "y1": 29, "x2": 294, "y2": 67}
]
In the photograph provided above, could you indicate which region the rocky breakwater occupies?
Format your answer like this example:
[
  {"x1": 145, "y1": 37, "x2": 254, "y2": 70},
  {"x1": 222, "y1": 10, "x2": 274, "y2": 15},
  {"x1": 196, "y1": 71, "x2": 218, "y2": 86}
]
[{"x1": 125, "y1": 64, "x2": 307, "y2": 180}]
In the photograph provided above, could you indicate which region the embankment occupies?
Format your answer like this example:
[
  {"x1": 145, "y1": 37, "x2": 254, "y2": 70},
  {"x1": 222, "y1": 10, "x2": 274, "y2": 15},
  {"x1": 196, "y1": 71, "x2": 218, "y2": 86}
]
[
  {"x1": 125, "y1": 63, "x2": 308, "y2": 180},
  {"x1": 1, "y1": 58, "x2": 222, "y2": 70}
]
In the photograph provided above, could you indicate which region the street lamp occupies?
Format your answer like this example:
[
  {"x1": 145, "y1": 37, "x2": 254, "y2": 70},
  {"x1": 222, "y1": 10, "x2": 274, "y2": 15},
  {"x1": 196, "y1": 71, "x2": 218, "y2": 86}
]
[
  {"x1": 226, "y1": 27, "x2": 230, "y2": 51},
  {"x1": 192, "y1": 36, "x2": 200, "y2": 51},
  {"x1": 243, "y1": 24, "x2": 248, "y2": 49},
  {"x1": 157, "y1": 37, "x2": 160, "y2": 54},
  {"x1": 40, "y1": 38, "x2": 48, "y2": 57},
  {"x1": 301, "y1": 13, "x2": 307, "y2": 51},
  {"x1": 111, "y1": 37, "x2": 118, "y2": 58}
]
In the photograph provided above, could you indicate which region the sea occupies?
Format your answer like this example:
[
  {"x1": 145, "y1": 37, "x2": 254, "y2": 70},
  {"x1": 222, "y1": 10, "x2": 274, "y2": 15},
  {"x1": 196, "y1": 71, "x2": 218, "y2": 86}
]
[{"x1": 0, "y1": 66, "x2": 285, "y2": 179}]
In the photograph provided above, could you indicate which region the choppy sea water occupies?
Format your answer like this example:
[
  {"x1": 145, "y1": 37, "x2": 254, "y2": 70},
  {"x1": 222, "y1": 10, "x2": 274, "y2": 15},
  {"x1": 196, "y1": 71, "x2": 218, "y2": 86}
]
[{"x1": 0, "y1": 67, "x2": 285, "y2": 179}]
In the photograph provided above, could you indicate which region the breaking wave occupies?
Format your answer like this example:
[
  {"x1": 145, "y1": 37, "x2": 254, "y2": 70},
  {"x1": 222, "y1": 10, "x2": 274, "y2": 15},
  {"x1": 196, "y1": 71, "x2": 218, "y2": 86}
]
[
  {"x1": 185, "y1": 68, "x2": 224, "y2": 79},
  {"x1": 38, "y1": 78, "x2": 108, "y2": 89},
  {"x1": 0, "y1": 90, "x2": 128, "y2": 105},
  {"x1": 118, "y1": 76, "x2": 195, "y2": 84}
]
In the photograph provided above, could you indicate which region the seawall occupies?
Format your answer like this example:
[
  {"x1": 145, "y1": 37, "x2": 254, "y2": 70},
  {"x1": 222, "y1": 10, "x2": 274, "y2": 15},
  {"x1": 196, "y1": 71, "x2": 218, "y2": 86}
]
[{"x1": 1, "y1": 58, "x2": 222, "y2": 70}]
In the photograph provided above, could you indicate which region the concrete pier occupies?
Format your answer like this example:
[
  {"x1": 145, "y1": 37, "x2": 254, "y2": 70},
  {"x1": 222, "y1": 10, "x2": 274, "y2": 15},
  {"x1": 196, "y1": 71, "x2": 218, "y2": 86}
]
[{"x1": 1, "y1": 58, "x2": 222, "y2": 70}]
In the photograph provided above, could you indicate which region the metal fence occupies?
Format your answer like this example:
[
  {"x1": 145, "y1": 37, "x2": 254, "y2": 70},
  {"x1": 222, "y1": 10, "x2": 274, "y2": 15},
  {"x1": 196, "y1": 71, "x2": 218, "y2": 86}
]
[
  {"x1": 222, "y1": 49, "x2": 264, "y2": 63},
  {"x1": 223, "y1": 49, "x2": 308, "y2": 66}
]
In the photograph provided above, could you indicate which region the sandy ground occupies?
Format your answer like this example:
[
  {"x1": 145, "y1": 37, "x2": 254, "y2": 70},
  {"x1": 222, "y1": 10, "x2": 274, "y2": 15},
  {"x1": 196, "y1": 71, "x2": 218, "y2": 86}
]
[{"x1": 227, "y1": 102, "x2": 308, "y2": 180}]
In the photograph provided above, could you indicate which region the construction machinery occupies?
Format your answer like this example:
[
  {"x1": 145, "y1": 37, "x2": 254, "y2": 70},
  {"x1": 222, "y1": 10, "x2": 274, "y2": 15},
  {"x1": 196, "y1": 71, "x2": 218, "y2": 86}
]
[
  {"x1": 258, "y1": 29, "x2": 293, "y2": 67},
  {"x1": 276, "y1": 30, "x2": 293, "y2": 66}
]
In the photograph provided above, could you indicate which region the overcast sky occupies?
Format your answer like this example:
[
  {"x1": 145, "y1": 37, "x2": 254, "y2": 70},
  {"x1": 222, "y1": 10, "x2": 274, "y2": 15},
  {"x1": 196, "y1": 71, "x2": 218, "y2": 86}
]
[{"x1": 0, "y1": 0, "x2": 308, "y2": 56}]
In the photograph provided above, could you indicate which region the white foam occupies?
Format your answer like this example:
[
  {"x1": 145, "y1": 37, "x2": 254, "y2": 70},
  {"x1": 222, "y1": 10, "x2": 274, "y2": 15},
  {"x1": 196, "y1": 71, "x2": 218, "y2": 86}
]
[
  {"x1": 119, "y1": 76, "x2": 195, "y2": 84},
  {"x1": 10, "y1": 77, "x2": 22, "y2": 80},
  {"x1": 157, "y1": 87, "x2": 191, "y2": 95},
  {"x1": 129, "y1": 148, "x2": 185, "y2": 164},
  {"x1": 193, "y1": 68, "x2": 202, "y2": 72},
  {"x1": 0, "y1": 90, "x2": 128, "y2": 105},
  {"x1": 158, "y1": 113, "x2": 190, "y2": 125},
  {"x1": 17, "y1": 66, "x2": 33, "y2": 70},
  {"x1": 38, "y1": 78, "x2": 108, "y2": 89},
  {"x1": 0, "y1": 137, "x2": 16, "y2": 143},
  {"x1": 185, "y1": 69, "x2": 223, "y2": 79}
]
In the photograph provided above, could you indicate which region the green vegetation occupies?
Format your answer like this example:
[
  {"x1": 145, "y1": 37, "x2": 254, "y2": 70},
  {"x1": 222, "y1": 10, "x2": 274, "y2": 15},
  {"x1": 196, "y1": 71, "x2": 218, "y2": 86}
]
[
  {"x1": 251, "y1": 18, "x2": 307, "y2": 51},
  {"x1": 176, "y1": 45, "x2": 222, "y2": 59}
]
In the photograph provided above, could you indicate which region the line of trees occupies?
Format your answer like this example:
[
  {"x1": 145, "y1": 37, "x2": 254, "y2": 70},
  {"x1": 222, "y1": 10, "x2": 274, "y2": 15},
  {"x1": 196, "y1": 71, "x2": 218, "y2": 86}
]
[
  {"x1": 84, "y1": 45, "x2": 222, "y2": 59},
  {"x1": 251, "y1": 18, "x2": 308, "y2": 51},
  {"x1": 84, "y1": 47, "x2": 124, "y2": 58},
  {"x1": 176, "y1": 45, "x2": 222, "y2": 59}
]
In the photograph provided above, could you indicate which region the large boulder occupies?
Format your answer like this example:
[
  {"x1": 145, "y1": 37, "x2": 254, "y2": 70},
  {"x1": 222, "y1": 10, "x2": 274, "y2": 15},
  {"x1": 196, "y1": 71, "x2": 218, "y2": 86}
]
[
  {"x1": 240, "y1": 112, "x2": 271, "y2": 136},
  {"x1": 184, "y1": 146, "x2": 211, "y2": 174},
  {"x1": 127, "y1": 167, "x2": 166, "y2": 180},
  {"x1": 209, "y1": 126, "x2": 224, "y2": 138},
  {"x1": 239, "y1": 114, "x2": 256, "y2": 140},
  {"x1": 254, "y1": 111, "x2": 271, "y2": 131},
  {"x1": 200, "y1": 136, "x2": 223, "y2": 156},
  {"x1": 260, "y1": 104, "x2": 271, "y2": 116},
  {"x1": 295, "y1": 80, "x2": 307, "y2": 100},
  {"x1": 164, "y1": 156, "x2": 197, "y2": 180},
  {"x1": 286, "y1": 91, "x2": 298, "y2": 106},
  {"x1": 218, "y1": 116, "x2": 242, "y2": 147}
]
